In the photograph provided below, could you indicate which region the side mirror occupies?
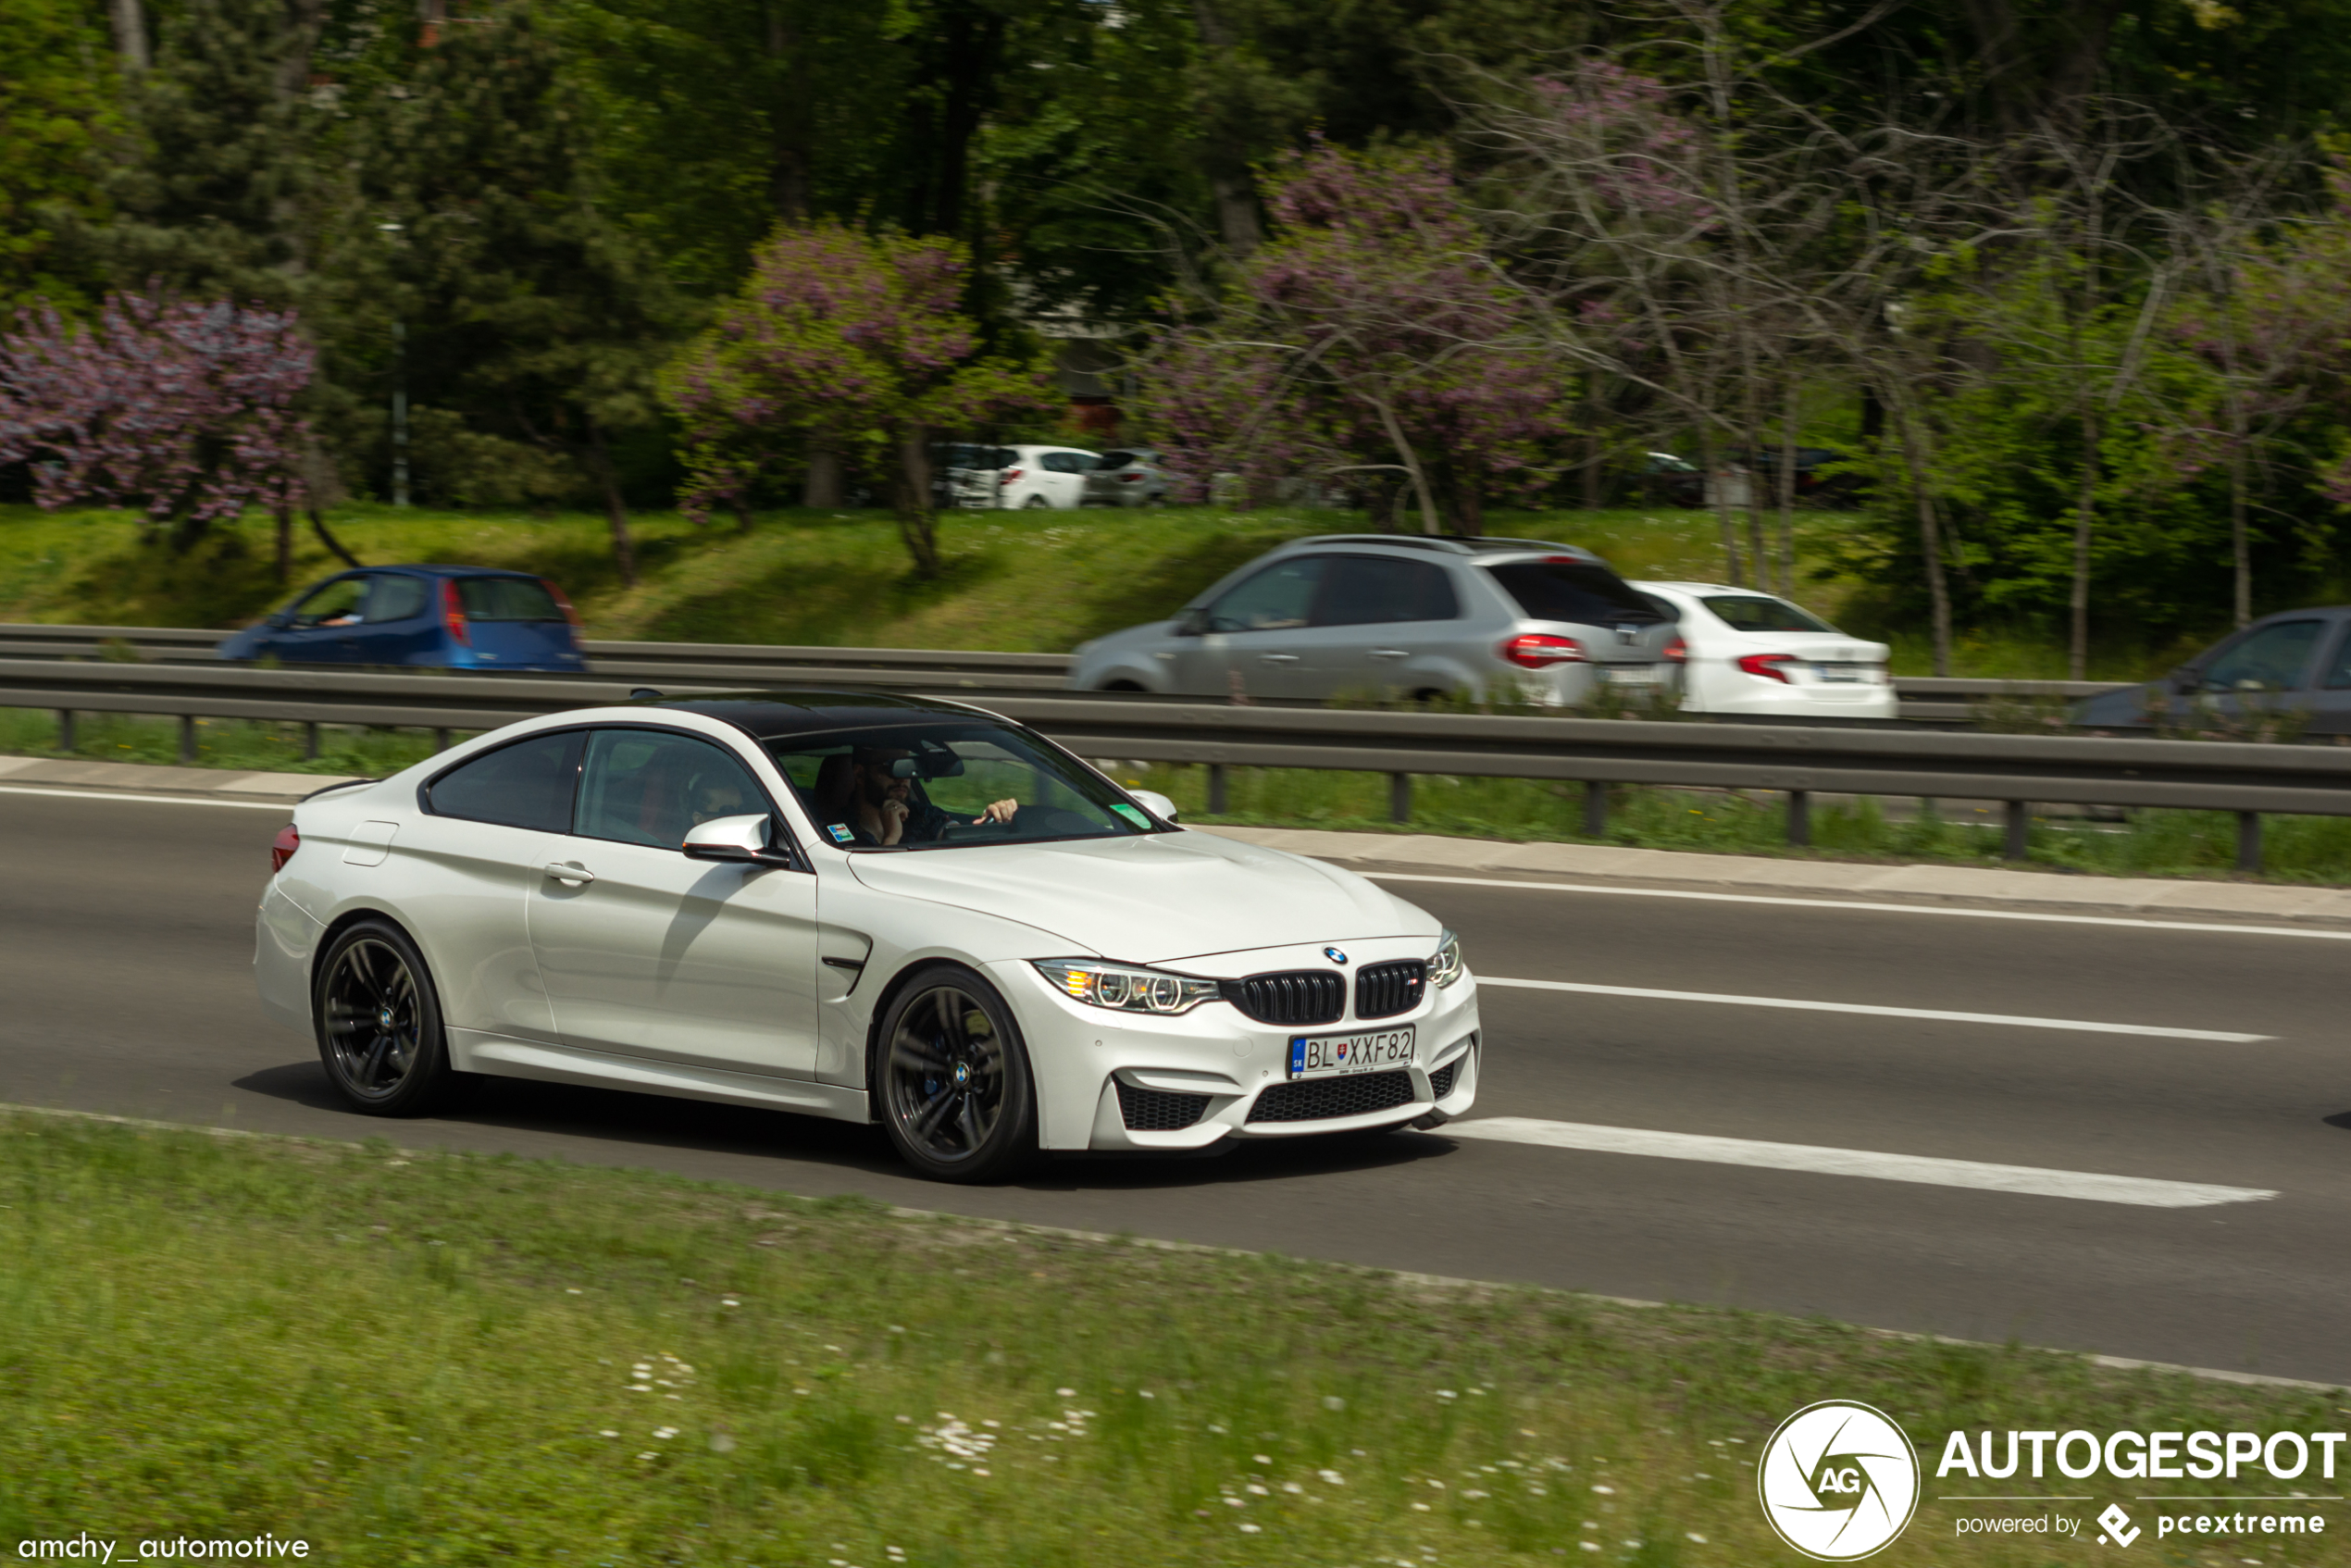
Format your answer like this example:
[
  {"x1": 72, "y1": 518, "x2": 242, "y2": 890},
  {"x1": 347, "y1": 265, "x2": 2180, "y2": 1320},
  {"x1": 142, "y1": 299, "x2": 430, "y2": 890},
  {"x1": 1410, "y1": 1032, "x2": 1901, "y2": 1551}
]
[
  {"x1": 681, "y1": 814, "x2": 794, "y2": 866},
  {"x1": 265, "y1": 612, "x2": 292, "y2": 629},
  {"x1": 1174, "y1": 607, "x2": 1208, "y2": 638},
  {"x1": 1128, "y1": 789, "x2": 1179, "y2": 824},
  {"x1": 2168, "y1": 666, "x2": 2199, "y2": 694}
]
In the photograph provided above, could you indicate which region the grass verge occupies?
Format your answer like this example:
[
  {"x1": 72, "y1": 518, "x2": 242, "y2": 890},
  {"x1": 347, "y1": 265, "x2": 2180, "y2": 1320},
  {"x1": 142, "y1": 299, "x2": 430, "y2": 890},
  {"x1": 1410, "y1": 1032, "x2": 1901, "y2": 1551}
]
[
  {"x1": 1, "y1": 1112, "x2": 2343, "y2": 1566},
  {"x1": 0, "y1": 500, "x2": 2180, "y2": 679}
]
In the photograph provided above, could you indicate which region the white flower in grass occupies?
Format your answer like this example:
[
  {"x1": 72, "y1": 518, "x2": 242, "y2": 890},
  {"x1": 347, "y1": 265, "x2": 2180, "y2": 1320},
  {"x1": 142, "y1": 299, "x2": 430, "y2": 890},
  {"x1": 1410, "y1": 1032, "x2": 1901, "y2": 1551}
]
[
  {"x1": 1246, "y1": 1484, "x2": 1269, "y2": 1497},
  {"x1": 1238, "y1": 1524, "x2": 1261, "y2": 1534},
  {"x1": 1435, "y1": 1389, "x2": 1457, "y2": 1400},
  {"x1": 598, "y1": 1430, "x2": 617, "y2": 1438},
  {"x1": 1686, "y1": 1533, "x2": 1708, "y2": 1544},
  {"x1": 1590, "y1": 1484, "x2": 1615, "y2": 1494},
  {"x1": 1323, "y1": 1396, "x2": 1346, "y2": 1412},
  {"x1": 1411, "y1": 1503, "x2": 1431, "y2": 1512},
  {"x1": 1056, "y1": 1387, "x2": 1076, "y2": 1397},
  {"x1": 1316, "y1": 1470, "x2": 1345, "y2": 1486},
  {"x1": 1282, "y1": 1482, "x2": 1302, "y2": 1495},
  {"x1": 1578, "y1": 1543, "x2": 1599, "y2": 1554},
  {"x1": 1253, "y1": 1452, "x2": 1272, "y2": 1465},
  {"x1": 637, "y1": 1451, "x2": 658, "y2": 1461},
  {"x1": 1223, "y1": 1498, "x2": 1246, "y2": 1509},
  {"x1": 1462, "y1": 1489, "x2": 1488, "y2": 1500},
  {"x1": 653, "y1": 1426, "x2": 678, "y2": 1439}
]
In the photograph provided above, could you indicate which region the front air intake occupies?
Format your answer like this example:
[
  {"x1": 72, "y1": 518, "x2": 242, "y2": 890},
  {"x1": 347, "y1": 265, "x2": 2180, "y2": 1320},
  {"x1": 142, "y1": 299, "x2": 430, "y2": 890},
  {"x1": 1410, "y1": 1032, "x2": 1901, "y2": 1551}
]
[
  {"x1": 1247, "y1": 1070, "x2": 1416, "y2": 1124},
  {"x1": 1223, "y1": 970, "x2": 1345, "y2": 1027},
  {"x1": 1116, "y1": 1080, "x2": 1210, "y2": 1131}
]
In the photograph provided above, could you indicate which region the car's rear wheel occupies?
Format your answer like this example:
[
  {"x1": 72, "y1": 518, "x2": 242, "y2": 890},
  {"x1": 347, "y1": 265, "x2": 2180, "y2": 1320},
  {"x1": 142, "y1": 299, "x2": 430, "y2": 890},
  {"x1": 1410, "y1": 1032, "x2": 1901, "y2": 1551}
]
[
  {"x1": 1020, "y1": 494, "x2": 1052, "y2": 509},
  {"x1": 314, "y1": 919, "x2": 457, "y2": 1115},
  {"x1": 877, "y1": 965, "x2": 1037, "y2": 1183}
]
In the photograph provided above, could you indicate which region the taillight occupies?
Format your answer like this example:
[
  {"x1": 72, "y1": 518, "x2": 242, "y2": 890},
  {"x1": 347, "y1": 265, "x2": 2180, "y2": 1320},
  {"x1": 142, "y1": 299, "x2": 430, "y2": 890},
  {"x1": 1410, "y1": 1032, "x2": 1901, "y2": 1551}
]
[
  {"x1": 1122, "y1": 471, "x2": 1143, "y2": 481},
  {"x1": 1001, "y1": 468, "x2": 1024, "y2": 484},
  {"x1": 541, "y1": 578, "x2": 581, "y2": 629},
  {"x1": 1500, "y1": 633, "x2": 1586, "y2": 668},
  {"x1": 1736, "y1": 653, "x2": 1797, "y2": 683},
  {"x1": 442, "y1": 579, "x2": 470, "y2": 645},
  {"x1": 1663, "y1": 634, "x2": 1688, "y2": 665},
  {"x1": 270, "y1": 823, "x2": 300, "y2": 873}
]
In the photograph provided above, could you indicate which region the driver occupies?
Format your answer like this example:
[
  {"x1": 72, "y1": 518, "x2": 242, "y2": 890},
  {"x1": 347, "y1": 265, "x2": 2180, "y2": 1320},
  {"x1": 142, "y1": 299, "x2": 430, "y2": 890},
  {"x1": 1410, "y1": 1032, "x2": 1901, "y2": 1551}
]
[{"x1": 849, "y1": 745, "x2": 1018, "y2": 846}]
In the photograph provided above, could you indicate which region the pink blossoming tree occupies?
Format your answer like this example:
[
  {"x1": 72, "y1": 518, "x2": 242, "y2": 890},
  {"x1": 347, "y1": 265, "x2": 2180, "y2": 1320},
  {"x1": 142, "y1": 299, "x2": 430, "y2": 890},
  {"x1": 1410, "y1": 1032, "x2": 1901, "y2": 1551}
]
[
  {"x1": 1137, "y1": 144, "x2": 1572, "y2": 533},
  {"x1": 0, "y1": 291, "x2": 313, "y2": 563},
  {"x1": 661, "y1": 222, "x2": 1051, "y2": 576}
]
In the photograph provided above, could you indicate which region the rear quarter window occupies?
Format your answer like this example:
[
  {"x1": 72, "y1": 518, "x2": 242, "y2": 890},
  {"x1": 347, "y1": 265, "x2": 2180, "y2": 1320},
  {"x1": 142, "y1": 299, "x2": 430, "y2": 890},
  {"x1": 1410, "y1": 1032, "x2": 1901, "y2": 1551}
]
[
  {"x1": 424, "y1": 731, "x2": 582, "y2": 832},
  {"x1": 458, "y1": 578, "x2": 564, "y2": 622},
  {"x1": 1485, "y1": 562, "x2": 1661, "y2": 626}
]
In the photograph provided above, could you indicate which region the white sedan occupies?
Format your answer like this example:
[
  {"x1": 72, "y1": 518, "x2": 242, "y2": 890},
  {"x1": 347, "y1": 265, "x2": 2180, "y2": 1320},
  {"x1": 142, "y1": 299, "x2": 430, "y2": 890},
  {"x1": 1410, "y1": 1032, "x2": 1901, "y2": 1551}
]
[
  {"x1": 1632, "y1": 581, "x2": 1896, "y2": 720},
  {"x1": 994, "y1": 444, "x2": 1100, "y2": 510},
  {"x1": 253, "y1": 692, "x2": 1479, "y2": 1182}
]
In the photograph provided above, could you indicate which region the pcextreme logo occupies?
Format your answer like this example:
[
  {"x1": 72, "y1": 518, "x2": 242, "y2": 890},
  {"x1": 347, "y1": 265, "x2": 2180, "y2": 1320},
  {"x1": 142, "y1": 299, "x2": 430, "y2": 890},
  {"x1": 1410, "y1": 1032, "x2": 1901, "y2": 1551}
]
[{"x1": 1759, "y1": 1400, "x2": 1922, "y2": 1561}]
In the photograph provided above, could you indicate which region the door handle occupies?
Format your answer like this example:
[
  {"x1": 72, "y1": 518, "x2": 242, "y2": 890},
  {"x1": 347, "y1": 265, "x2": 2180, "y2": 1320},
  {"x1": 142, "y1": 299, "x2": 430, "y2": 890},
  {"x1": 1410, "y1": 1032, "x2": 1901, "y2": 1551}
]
[
  {"x1": 1258, "y1": 653, "x2": 1300, "y2": 665},
  {"x1": 1368, "y1": 649, "x2": 1410, "y2": 660},
  {"x1": 543, "y1": 862, "x2": 595, "y2": 886}
]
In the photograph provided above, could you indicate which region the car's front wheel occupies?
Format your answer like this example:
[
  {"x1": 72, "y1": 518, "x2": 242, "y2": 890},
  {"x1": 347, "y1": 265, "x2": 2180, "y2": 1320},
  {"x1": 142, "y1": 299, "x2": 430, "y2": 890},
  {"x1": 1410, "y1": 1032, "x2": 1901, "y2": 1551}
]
[
  {"x1": 876, "y1": 964, "x2": 1038, "y2": 1183},
  {"x1": 313, "y1": 919, "x2": 459, "y2": 1115}
]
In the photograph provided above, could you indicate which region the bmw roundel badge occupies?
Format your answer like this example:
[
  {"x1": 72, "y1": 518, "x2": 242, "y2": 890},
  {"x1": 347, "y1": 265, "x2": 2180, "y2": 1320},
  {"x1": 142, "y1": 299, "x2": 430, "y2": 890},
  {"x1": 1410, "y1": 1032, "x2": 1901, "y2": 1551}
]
[{"x1": 1324, "y1": 946, "x2": 1349, "y2": 964}]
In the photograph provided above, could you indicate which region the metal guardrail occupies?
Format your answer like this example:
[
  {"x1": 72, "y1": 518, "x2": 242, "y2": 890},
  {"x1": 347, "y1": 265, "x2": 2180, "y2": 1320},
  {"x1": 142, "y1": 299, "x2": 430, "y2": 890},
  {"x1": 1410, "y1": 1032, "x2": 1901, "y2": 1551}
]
[
  {"x1": 0, "y1": 622, "x2": 2139, "y2": 716},
  {"x1": 0, "y1": 653, "x2": 2332, "y2": 871}
]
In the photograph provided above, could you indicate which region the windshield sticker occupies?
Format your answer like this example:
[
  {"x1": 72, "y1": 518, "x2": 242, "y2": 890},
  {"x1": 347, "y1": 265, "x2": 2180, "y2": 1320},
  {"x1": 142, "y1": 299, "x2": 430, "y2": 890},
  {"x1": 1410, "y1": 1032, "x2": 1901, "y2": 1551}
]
[
  {"x1": 1112, "y1": 803, "x2": 1151, "y2": 828},
  {"x1": 827, "y1": 824, "x2": 856, "y2": 843}
]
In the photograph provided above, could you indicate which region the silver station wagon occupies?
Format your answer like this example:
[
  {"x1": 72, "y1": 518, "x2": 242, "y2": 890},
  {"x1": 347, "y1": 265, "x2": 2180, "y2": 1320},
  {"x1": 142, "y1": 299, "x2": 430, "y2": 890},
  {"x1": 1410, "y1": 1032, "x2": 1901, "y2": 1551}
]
[{"x1": 1069, "y1": 534, "x2": 1684, "y2": 703}]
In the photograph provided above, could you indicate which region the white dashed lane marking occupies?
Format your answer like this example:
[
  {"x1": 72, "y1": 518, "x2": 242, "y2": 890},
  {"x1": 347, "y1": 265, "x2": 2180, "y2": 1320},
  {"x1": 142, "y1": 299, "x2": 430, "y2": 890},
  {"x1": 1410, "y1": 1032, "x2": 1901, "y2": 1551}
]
[
  {"x1": 1445, "y1": 1118, "x2": 2278, "y2": 1208},
  {"x1": 1478, "y1": 976, "x2": 2270, "y2": 1043}
]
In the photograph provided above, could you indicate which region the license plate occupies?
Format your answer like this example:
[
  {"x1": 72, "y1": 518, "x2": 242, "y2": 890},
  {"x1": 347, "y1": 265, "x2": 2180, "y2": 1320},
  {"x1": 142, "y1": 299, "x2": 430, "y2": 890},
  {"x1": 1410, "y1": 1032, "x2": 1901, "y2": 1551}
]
[
  {"x1": 1602, "y1": 666, "x2": 1659, "y2": 686},
  {"x1": 1814, "y1": 664, "x2": 1863, "y2": 682},
  {"x1": 1288, "y1": 1027, "x2": 1415, "y2": 1079}
]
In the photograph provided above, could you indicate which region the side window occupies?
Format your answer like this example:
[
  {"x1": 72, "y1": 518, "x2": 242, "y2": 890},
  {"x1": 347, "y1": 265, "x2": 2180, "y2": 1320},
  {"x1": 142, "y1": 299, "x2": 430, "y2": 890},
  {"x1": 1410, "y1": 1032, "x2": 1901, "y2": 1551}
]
[
  {"x1": 366, "y1": 575, "x2": 429, "y2": 623},
  {"x1": 576, "y1": 728, "x2": 766, "y2": 850},
  {"x1": 291, "y1": 576, "x2": 370, "y2": 627},
  {"x1": 1314, "y1": 556, "x2": 1462, "y2": 627},
  {"x1": 2203, "y1": 620, "x2": 2322, "y2": 692},
  {"x1": 425, "y1": 730, "x2": 582, "y2": 832},
  {"x1": 2322, "y1": 626, "x2": 2351, "y2": 690},
  {"x1": 1041, "y1": 452, "x2": 1090, "y2": 474},
  {"x1": 1207, "y1": 558, "x2": 1327, "y2": 632}
]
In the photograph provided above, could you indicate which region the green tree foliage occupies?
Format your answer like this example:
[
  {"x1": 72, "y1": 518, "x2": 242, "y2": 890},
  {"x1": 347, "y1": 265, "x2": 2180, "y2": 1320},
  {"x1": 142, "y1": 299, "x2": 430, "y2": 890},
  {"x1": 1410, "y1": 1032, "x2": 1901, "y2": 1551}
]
[
  {"x1": 0, "y1": 0, "x2": 121, "y2": 316},
  {"x1": 341, "y1": 7, "x2": 683, "y2": 586}
]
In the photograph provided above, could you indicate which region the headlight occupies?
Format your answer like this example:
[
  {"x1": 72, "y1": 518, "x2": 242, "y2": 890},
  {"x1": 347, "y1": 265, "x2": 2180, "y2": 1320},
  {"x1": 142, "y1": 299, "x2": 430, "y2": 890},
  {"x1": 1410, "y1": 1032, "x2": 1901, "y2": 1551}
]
[
  {"x1": 1429, "y1": 929, "x2": 1464, "y2": 989},
  {"x1": 1033, "y1": 959, "x2": 1224, "y2": 1015}
]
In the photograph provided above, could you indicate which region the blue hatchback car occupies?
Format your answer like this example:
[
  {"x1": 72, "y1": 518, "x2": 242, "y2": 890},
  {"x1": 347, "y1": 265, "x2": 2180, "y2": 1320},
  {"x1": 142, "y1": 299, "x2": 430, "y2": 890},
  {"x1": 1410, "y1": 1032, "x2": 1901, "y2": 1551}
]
[{"x1": 219, "y1": 566, "x2": 589, "y2": 672}]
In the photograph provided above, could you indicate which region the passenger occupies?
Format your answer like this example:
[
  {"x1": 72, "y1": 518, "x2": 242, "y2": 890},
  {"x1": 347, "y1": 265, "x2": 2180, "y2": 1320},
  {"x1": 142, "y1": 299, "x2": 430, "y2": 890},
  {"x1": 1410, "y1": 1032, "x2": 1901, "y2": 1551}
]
[{"x1": 848, "y1": 745, "x2": 1017, "y2": 846}]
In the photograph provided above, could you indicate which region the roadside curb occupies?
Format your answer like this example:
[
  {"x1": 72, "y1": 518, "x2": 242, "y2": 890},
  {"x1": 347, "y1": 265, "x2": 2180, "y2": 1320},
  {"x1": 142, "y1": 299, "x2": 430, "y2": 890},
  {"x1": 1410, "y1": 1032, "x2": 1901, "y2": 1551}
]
[{"x1": 1190, "y1": 824, "x2": 2351, "y2": 928}]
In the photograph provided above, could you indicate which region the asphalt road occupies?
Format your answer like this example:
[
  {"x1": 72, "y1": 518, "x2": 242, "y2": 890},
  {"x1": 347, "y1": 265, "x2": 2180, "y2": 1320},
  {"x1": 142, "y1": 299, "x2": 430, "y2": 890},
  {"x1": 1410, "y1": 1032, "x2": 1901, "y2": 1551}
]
[{"x1": 6, "y1": 788, "x2": 2348, "y2": 1386}]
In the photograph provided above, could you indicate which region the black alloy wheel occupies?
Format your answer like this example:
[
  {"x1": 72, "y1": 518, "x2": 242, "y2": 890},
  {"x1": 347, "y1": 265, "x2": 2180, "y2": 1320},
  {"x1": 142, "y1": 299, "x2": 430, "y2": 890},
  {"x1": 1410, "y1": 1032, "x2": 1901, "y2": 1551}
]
[
  {"x1": 315, "y1": 920, "x2": 456, "y2": 1115},
  {"x1": 877, "y1": 965, "x2": 1037, "y2": 1183}
]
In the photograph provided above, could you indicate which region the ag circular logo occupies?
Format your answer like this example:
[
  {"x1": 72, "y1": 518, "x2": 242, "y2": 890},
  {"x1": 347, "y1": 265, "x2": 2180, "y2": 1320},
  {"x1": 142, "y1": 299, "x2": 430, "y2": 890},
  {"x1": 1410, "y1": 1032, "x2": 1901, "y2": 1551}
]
[{"x1": 1758, "y1": 1400, "x2": 1920, "y2": 1561}]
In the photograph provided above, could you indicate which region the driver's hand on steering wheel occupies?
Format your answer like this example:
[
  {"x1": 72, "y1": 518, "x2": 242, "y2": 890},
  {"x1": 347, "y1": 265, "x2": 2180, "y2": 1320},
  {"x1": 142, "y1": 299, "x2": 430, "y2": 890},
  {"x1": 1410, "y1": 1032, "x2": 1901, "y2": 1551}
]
[{"x1": 971, "y1": 799, "x2": 1019, "y2": 826}]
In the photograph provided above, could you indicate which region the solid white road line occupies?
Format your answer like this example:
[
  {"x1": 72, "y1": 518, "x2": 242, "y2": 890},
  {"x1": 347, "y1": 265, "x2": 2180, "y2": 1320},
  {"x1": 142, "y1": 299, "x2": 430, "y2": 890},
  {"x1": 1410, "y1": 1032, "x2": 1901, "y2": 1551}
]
[
  {"x1": 1445, "y1": 1118, "x2": 2278, "y2": 1208},
  {"x1": 0, "y1": 785, "x2": 295, "y2": 811},
  {"x1": 1368, "y1": 870, "x2": 2351, "y2": 942},
  {"x1": 1478, "y1": 975, "x2": 2270, "y2": 1042}
]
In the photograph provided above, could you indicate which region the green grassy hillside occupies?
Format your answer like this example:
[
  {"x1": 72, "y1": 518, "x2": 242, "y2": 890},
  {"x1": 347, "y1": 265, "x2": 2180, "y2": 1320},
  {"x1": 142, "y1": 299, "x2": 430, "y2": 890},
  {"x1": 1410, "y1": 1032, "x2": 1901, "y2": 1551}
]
[{"x1": 0, "y1": 502, "x2": 1844, "y2": 653}]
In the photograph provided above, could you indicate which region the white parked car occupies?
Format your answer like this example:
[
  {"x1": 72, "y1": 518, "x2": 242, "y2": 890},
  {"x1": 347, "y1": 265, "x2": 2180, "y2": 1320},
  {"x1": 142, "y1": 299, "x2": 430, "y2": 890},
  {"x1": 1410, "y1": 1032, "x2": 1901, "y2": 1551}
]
[
  {"x1": 995, "y1": 445, "x2": 1100, "y2": 510},
  {"x1": 1632, "y1": 581, "x2": 1895, "y2": 719},
  {"x1": 254, "y1": 692, "x2": 1479, "y2": 1182}
]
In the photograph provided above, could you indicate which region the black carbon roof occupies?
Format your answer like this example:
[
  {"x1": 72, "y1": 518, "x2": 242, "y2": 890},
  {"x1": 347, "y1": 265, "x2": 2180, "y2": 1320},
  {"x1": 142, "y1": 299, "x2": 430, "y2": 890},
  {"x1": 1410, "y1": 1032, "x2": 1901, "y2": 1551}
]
[{"x1": 628, "y1": 689, "x2": 995, "y2": 740}]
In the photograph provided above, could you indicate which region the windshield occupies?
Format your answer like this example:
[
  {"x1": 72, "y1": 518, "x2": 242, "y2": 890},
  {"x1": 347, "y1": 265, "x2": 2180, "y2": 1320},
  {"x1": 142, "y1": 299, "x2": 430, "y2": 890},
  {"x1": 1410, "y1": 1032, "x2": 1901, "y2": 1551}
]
[
  {"x1": 765, "y1": 722, "x2": 1161, "y2": 851},
  {"x1": 1701, "y1": 594, "x2": 1836, "y2": 633}
]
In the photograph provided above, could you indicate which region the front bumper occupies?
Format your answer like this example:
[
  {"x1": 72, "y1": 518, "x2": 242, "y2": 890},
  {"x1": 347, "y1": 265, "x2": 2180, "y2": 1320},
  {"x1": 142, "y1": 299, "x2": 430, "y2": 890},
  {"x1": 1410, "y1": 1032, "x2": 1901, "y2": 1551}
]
[{"x1": 992, "y1": 940, "x2": 1481, "y2": 1152}]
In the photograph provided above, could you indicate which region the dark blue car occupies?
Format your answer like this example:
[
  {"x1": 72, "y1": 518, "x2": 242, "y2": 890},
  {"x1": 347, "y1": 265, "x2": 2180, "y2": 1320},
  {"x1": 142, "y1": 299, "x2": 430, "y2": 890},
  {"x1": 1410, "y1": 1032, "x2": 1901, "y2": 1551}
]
[{"x1": 220, "y1": 566, "x2": 589, "y2": 672}]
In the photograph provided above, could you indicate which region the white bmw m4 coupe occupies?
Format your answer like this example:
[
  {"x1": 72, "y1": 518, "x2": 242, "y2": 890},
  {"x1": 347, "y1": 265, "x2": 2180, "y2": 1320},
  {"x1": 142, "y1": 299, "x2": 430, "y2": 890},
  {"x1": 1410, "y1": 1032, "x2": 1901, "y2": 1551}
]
[{"x1": 254, "y1": 691, "x2": 1480, "y2": 1181}]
